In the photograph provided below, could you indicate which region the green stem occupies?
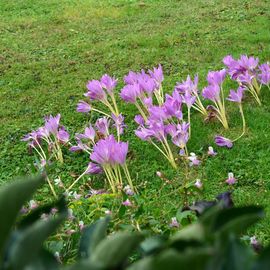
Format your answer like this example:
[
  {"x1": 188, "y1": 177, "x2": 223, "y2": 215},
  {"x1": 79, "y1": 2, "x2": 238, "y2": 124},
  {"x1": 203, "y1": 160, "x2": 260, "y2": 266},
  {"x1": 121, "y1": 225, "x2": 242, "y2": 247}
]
[
  {"x1": 67, "y1": 170, "x2": 88, "y2": 191},
  {"x1": 46, "y1": 176, "x2": 57, "y2": 198}
]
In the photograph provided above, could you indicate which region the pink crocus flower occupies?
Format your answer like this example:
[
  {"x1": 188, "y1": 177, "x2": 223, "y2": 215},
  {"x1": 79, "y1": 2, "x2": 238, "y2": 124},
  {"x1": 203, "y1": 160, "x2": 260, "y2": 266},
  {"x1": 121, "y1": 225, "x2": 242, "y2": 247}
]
[
  {"x1": 208, "y1": 146, "x2": 217, "y2": 156},
  {"x1": 194, "y1": 179, "x2": 203, "y2": 189},
  {"x1": 225, "y1": 172, "x2": 237, "y2": 185},
  {"x1": 169, "y1": 217, "x2": 179, "y2": 228},
  {"x1": 122, "y1": 199, "x2": 132, "y2": 207}
]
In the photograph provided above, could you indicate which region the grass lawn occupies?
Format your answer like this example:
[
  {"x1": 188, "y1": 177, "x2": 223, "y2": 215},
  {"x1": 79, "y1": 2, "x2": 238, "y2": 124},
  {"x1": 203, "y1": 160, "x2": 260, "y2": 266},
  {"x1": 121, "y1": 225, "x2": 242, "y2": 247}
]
[{"x1": 1, "y1": 0, "x2": 270, "y2": 246}]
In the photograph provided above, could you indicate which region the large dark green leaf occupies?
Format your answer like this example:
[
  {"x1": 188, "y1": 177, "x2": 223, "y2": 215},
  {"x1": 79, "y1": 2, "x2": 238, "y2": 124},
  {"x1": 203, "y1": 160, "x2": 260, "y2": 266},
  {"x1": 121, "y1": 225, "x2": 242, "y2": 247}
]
[
  {"x1": 90, "y1": 232, "x2": 143, "y2": 268},
  {"x1": 0, "y1": 175, "x2": 44, "y2": 258},
  {"x1": 18, "y1": 196, "x2": 66, "y2": 229},
  {"x1": 252, "y1": 244, "x2": 270, "y2": 270},
  {"x1": 139, "y1": 236, "x2": 165, "y2": 256},
  {"x1": 79, "y1": 217, "x2": 110, "y2": 259},
  {"x1": 20, "y1": 248, "x2": 60, "y2": 270},
  {"x1": 214, "y1": 206, "x2": 263, "y2": 237},
  {"x1": 137, "y1": 248, "x2": 211, "y2": 270},
  {"x1": 208, "y1": 235, "x2": 254, "y2": 270},
  {"x1": 63, "y1": 260, "x2": 104, "y2": 270},
  {"x1": 6, "y1": 213, "x2": 65, "y2": 269},
  {"x1": 126, "y1": 257, "x2": 155, "y2": 270},
  {"x1": 169, "y1": 223, "x2": 205, "y2": 251}
]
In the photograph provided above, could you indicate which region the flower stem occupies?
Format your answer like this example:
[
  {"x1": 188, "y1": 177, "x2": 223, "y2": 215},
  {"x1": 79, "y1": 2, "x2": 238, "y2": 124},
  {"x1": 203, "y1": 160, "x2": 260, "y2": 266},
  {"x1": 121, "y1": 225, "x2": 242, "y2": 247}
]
[
  {"x1": 46, "y1": 176, "x2": 57, "y2": 198},
  {"x1": 67, "y1": 170, "x2": 88, "y2": 191}
]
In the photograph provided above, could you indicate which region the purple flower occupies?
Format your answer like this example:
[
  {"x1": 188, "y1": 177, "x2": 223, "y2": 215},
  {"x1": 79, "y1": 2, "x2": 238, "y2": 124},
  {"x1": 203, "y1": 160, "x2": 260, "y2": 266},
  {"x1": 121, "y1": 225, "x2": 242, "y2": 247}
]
[
  {"x1": 237, "y1": 71, "x2": 254, "y2": 85},
  {"x1": 44, "y1": 114, "x2": 61, "y2": 135},
  {"x1": 90, "y1": 135, "x2": 128, "y2": 166},
  {"x1": 202, "y1": 84, "x2": 221, "y2": 102},
  {"x1": 124, "y1": 71, "x2": 138, "y2": 85},
  {"x1": 194, "y1": 179, "x2": 203, "y2": 189},
  {"x1": 225, "y1": 172, "x2": 237, "y2": 185},
  {"x1": 86, "y1": 162, "x2": 103, "y2": 174},
  {"x1": 171, "y1": 122, "x2": 190, "y2": 148},
  {"x1": 100, "y1": 74, "x2": 118, "y2": 94},
  {"x1": 138, "y1": 76, "x2": 156, "y2": 94},
  {"x1": 181, "y1": 91, "x2": 196, "y2": 108},
  {"x1": 148, "y1": 106, "x2": 168, "y2": 121},
  {"x1": 122, "y1": 199, "x2": 132, "y2": 207},
  {"x1": 135, "y1": 127, "x2": 155, "y2": 141},
  {"x1": 142, "y1": 96, "x2": 153, "y2": 108},
  {"x1": 215, "y1": 135, "x2": 233, "y2": 148},
  {"x1": 77, "y1": 101, "x2": 91, "y2": 113},
  {"x1": 85, "y1": 80, "x2": 107, "y2": 101},
  {"x1": 112, "y1": 113, "x2": 126, "y2": 135},
  {"x1": 95, "y1": 117, "x2": 110, "y2": 136},
  {"x1": 169, "y1": 217, "x2": 179, "y2": 228},
  {"x1": 57, "y1": 127, "x2": 69, "y2": 143},
  {"x1": 258, "y1": 63, "x2": 270, "y2": 85},
  {"x1": 207, "y1": 69, "x2": 226, "y2": 85},
  {"x1": 227, "y1": 87, "x2": 245, "y2": 103},
  {"x1": 120, "y1": 84, "x2": 141, "y2": 103},
  {"x1": 238, "y1": 55, "x2": 259, "y2": 71},
  {"x1": 134, "y1": 115, "x2": 145, "y2": 125},
  {"x1": 84, "y1": 125, "x2": 96, "y2": 141},
  {"x1": 175, "y1": 75, "x2": 199, "y2": 95},
  {"x1": 148, "y1": 64, "x2": 164, "y2": 85},
  {"x1": 188, "y1": 153, "x2": 200, "y2": 166},
  {"x1": 163, "y1": 93, "x2": 183, "y2": 119},
  {"x1": 207, "y1": 146, "x2": 217, "y2": 156}
]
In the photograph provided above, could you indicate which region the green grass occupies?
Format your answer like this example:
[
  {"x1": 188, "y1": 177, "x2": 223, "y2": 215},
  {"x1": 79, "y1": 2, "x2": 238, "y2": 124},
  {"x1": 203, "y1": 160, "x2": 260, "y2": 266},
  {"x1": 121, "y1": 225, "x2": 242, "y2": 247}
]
[{"x1": 1, "y1": 0, "x2": 270, "y2": 244}]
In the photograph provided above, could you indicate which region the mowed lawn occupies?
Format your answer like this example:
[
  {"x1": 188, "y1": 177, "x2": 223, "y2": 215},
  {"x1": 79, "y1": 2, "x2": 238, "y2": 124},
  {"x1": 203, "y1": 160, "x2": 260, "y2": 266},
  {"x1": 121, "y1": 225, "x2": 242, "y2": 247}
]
[{"x1": 1, "y1": 0, "x2": 270, "y2": 242}]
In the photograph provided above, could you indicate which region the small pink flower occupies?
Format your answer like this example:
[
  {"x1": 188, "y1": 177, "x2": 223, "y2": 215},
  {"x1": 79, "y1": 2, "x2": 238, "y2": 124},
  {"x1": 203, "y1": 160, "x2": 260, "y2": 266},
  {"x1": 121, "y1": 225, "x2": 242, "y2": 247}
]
[
  {"x1": 250, "y1": 236, "x2": 258, "y2": 246},
  {"x1": 169, "y1": 217, "x2": 179, "y2": 228},
  {"x1": 207, "y1": 146, "x2": 217, "y2": 156},
  {"x1": 20, "y1": 206, "x2": 29, "y2": 214},
  {"x1": 225, "y1": 172, "x2": 237, "y2": 185},
  {"x1": 122, "y1": 199, "x2": 132, "y2": 207},
  {"x1": 66, "y1": 229, "x2": 76, "y2": 235},
  {"x1": 188, "y1": 153, "x2": 200, "y2": 166},
  {"x1": 68, "y1": 209, "x2": 75, "y2": 220},
  {"x1": 105, "y1": 210, "x2": 112, "y2": 215},
  {"x1": 156, "y1": 171, "x2": 163, "y2": 178},
  {"x1": 40, "y1": 213, "x2": 49, "y2": 221},
  {"x1": 123, "y1": 185, "x2": 134, "y2": 196},
  {"x1": 194, "y1": 179, "x2": 203, "y2": 189},
  {"x1": 51, "y1": 208, "x2": 58, "y2": 214},
  {"x1": 73, "y1": 191, "x2": 82, "y2": 200},
  {"x1": 79, "y1": 221, "x2": 85, "y2": 231},
  {"x1": 29, "y1": 200, "x2": 38, "y2": 210}
]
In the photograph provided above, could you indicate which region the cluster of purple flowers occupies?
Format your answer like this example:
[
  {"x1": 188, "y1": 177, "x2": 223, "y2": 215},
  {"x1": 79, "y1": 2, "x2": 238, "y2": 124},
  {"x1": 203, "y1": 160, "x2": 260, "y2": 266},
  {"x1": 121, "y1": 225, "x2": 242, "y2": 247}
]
[
  {"x1": 22, "y1": 54, "x2": 270, "y2": 197},
  {"x1": 22, "y1": 114, "x2": 69, "y2": 165},
  {"x1": 223, "y1": 55, "x2": 270, "y2": 105}
]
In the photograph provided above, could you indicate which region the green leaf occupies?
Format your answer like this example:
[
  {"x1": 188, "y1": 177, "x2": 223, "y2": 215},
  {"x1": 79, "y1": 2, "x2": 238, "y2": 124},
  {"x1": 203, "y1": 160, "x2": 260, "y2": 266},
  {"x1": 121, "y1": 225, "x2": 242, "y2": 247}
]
[
  {"x1": 18, "y1": 196, "x2": 66, "y2": 229},
  {"x1": 252, "y1": 244, "x2": 270, "y2": 270},
  {"x1": 126, "y1": 256, "x2": 155, "y2": 270},
  {"x1": 140, "y1": 236, "x2": 165, "y2": 256},
  {"x1": 170, "y1": 223, "x2": 204, "y2": 243},
  {"x1": 0, "y1": 175, "x2": 44, "y2": 258},
  {"x1": 6, "y1": 213, "x2": 66, "y2": 269},
  {"x1": 153, "y1": 248, "x2": 211, "y2": 270},
  {"x1": 209, "y1": 235, "x2": 254, "y2": 270},
  {"x1": 79, "y1": 217, "x2": 110, "y2": 259},
  {"x1": 21, "y1": 248, "x2": 60, "y2": 270},
  {"x1": 214, "y1": 206, "x2": 263, "y2": 237},
  {"x1": 63, "y1": 260, "x2": 104, "y2": 270},
  {"x1": 90, "y1": 232, "x2": 144, "y2": 268}
]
